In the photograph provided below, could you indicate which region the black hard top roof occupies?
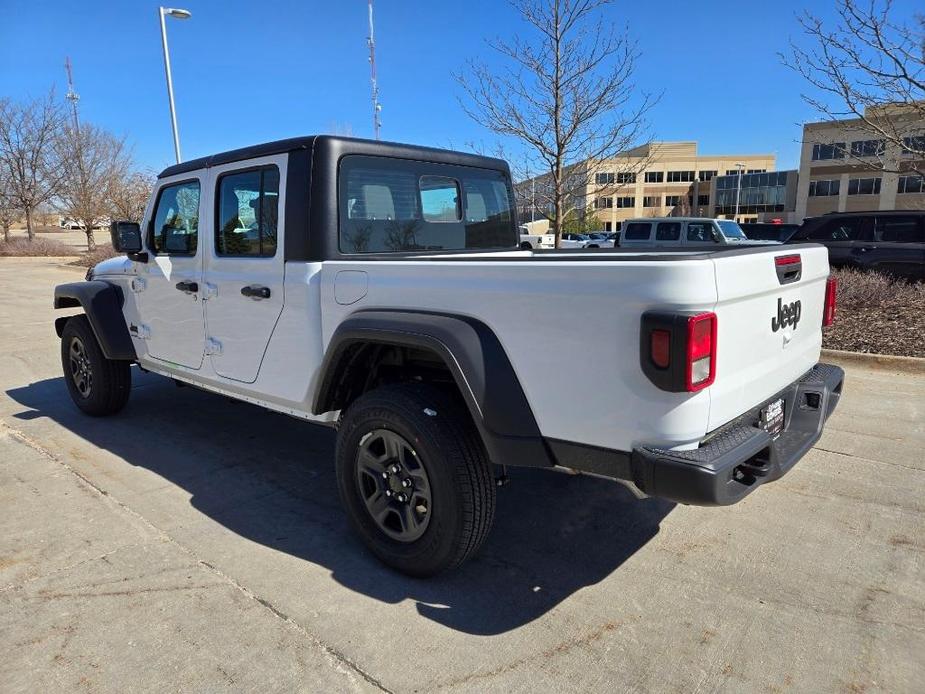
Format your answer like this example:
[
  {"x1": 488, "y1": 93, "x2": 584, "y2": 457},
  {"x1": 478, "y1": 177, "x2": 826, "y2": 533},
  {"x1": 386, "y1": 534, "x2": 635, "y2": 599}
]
[{"x1": 157, "y1": 135, "x2": 509, "y2": 179}]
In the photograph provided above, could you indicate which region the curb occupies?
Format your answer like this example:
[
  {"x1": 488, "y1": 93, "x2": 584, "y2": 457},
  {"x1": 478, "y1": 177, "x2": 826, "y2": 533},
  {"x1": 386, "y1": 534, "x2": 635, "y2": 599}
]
[{"x1": 821, "y1": 348, "x2": 925, "y2": 373}]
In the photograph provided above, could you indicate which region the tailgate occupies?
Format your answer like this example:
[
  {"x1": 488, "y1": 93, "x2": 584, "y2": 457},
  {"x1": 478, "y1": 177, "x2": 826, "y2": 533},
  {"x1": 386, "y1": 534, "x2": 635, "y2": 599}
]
[{"x1": 707, "y1": 244, "x2": 830, "y2": 431}]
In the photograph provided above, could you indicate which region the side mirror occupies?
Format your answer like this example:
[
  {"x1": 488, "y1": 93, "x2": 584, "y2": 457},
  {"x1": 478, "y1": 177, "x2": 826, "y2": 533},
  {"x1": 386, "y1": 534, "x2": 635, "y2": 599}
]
[
  {"x1": 711, "y1": 228, "x2": 722, "y2": 242},
  {"x1": 110, "y1": 221, "x2": 143, "y2": 253}
]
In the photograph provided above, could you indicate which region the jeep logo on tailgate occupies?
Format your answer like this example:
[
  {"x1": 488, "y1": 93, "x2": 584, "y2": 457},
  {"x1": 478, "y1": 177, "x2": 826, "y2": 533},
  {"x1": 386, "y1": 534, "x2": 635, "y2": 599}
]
[{"x1": 772, "y1": 298, "x2": 801, "y2": 332}]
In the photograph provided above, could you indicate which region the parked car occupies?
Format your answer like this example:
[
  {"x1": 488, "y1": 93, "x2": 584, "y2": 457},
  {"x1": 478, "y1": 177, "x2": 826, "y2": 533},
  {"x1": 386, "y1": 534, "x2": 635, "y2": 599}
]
[
  {"x1": 518, "y1": 230, "x2": 554, "y2": 249},
  {"x1": 53, "y1": 135, "x2": 843, "y2": 576},
  {"x1": 619, "y1": 217, "x2": 779, "y2": 248},
  {"x1": 788, "y1": 211, "x2": 924, "y2": 281},
  {"x1": 741, "y1": 223, "x2": 800, "y2": 243},
  {"x1": 586, "y1": 232, "x2": 615, "y2": 247},
  {"x1": 558, "y1": 232, "x2": 597, "y2": 248}
]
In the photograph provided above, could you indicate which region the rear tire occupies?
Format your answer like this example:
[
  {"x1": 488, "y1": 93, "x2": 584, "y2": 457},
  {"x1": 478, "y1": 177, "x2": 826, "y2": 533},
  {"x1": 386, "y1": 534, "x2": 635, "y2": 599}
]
[
  {"x1": 336, "y1": 383, "x2": 496, "y2": 576},
  {"x1": 61, "y1": 315, "x2": 131, "y2": 416}
]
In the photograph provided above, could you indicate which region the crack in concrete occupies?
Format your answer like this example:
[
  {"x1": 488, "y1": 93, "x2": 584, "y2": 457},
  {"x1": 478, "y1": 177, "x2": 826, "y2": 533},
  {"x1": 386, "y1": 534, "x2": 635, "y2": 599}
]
[
  {"x1": 814, "y1": 446, "x2": 925, "y2": 473},
  {"x1": 0, "y1": 421, "x2": 391, "y2": 693}
]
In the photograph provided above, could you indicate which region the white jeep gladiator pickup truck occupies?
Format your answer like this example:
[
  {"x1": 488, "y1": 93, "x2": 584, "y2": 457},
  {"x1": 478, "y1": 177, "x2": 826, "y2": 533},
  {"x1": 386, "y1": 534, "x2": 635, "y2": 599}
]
[{"x1": 54, "y1": 136, "x2": 844, "y2": 576}]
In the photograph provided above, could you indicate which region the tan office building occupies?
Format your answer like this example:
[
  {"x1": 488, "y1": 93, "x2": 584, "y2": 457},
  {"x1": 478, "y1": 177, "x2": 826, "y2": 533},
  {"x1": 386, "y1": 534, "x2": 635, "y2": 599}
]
[
  {"x1": 515, "y1": 142, "x2": 775, "y2": 231},
  {"x1": 795, "y1": 104, "x2": 925, "y2": 221}
]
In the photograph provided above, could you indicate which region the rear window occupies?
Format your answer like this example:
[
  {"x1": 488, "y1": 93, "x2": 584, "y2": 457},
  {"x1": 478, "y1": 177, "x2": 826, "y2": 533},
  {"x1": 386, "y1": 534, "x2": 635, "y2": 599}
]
[
  {"x1": 339, "y1": 155, "x2": 517, "y2": 253},
  {"x1": 622, "y1": 222, "x2": 651, "y2": 240}
]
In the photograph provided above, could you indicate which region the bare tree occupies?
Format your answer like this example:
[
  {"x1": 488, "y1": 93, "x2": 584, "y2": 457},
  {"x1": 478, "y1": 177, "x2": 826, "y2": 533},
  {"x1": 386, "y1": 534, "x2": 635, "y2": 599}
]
[
  {"x1": 0, "y1": 93, "x2": 66, "y2": 240},
  {"x1": 456, "y1": 0, "x2": 655, "y2": 246},
  {"x1": 110, "y1": 170, "x2": 155, "y2": 224},
  {"x1": 0, "y1": 173, "x2": 17, "y2": 242},
  {"x1": 784, "y1": 0, "x2": 924, "y2": 175},
  {"x1": 56, "y1": 123, "x2": 131, "y2": 251}
]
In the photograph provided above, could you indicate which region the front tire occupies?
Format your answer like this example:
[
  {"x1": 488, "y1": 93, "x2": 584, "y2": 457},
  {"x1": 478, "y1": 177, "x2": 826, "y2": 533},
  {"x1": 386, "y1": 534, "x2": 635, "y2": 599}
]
[
  {"x1": 336, "y1": 384, "x2": 496, "y2": 576},
  {"x1": 60, "y1": 315, "x2": 131, "y2": 416}
]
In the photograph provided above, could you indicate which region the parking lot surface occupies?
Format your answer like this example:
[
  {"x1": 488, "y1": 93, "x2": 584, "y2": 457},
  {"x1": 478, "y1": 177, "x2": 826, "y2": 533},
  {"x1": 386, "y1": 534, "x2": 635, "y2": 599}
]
[{"x1": 1, "y1": 257, "x2": 923, "y2": 693}]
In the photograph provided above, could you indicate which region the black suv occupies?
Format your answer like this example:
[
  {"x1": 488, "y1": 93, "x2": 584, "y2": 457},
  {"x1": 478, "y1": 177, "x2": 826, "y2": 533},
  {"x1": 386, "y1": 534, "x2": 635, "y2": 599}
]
[{"x1": 788, "y1": 211, "x2": 924, "y2": 281}]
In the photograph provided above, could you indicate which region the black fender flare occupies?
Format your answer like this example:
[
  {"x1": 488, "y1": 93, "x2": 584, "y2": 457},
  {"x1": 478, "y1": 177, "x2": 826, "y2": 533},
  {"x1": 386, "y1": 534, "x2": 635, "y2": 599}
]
[
  {"x1": 54, "y1": 281, "x2": 137, "y2": 361},
  {"x1": 313, "y1": 310, "x2": 553, "y2": 468}
]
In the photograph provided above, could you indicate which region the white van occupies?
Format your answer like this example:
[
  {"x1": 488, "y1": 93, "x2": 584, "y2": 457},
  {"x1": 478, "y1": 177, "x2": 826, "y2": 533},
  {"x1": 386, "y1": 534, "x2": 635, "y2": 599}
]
[{"x1": 619, "y1": 217, "x2": 779, "y2": 248}]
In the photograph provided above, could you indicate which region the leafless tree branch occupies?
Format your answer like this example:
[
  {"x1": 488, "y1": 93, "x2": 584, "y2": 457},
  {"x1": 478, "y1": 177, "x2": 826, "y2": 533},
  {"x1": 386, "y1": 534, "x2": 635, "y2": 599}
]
[{"x1": 456, "y1": 0, "x2": 656, "y2": 244}]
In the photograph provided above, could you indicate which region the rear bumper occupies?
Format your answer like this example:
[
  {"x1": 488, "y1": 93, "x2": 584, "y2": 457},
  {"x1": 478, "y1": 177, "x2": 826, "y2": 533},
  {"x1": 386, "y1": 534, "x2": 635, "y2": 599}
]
[{"x1": 631, "y1": 363, "x2": 844, "y2": 506}]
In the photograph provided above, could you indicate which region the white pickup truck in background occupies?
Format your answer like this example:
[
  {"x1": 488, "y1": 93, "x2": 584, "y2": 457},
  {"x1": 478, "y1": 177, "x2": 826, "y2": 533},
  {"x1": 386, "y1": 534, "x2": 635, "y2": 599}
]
[{"x1": 53, "y1": 135, "x2": 844, "y2": 576}]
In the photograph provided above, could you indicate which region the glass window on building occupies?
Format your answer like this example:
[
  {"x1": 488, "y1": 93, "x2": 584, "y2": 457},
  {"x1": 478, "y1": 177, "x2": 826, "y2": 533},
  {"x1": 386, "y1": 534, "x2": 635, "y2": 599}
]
[
  {"x1": 697, "y1": 194, "x2": 710, "y2": 207},
  {"x1": 850, "y1": 140, "x2": 885, "y2": 157},
  {"x1": 665, "y1": 195, "x2": 682, "y2": 207},
  {"x1": 812, "y1": 143, "x2": 846, "y2": 160},
  {"x1": 898, "y1": 176, "x2": 925, "y2": 194},
  {"x1": 747, "y1": 169, "x2": 766, "y2": 174},
  {"x1": 615, "y1": 196, "x2": 635, "y2": 208},
  {"x1": 902, "y1": 136, "x2": 925, "y2": 154},
  {"x1": 809, "y1": 179, "x2": 841, "y2": 197},
  {"x1": 595, "y1": 172, "x2": 615, "y2": 185},
  {"x1": 616, "y1": 172, "x2": 636, "y2": 184},
  {"x1": 644, "y1": 171, "x2": 663, "y2": 183},
  {"x1": 643, "y1": 196, "x2": 660, "y2": 207},
  {"x1": 595, "y1": 196, "x2": 613, "y2": 208},
  {"x1": 698, "y1": 170, "x2": 717, "y2": 181},
  {"x1": 847, "y1": 177, "x2": 882, "y2": 195},
  {"x1": 667, "y1": 170, "x2": 695, "y2": 183}
]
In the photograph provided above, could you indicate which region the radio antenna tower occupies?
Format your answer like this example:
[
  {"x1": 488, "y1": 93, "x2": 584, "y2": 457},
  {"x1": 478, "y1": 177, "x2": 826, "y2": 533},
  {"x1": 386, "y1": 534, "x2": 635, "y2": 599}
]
[
  {"x1": 64, "y1": 56, "x2": 81, "y2": 134},
  {"x1": 366, "y1": 0, "x2": 382, "y2": 140}
]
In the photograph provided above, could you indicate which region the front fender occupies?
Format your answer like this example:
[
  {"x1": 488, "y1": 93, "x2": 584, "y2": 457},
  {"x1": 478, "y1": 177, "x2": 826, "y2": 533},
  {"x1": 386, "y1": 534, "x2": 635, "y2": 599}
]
[{"x1": 54, "y1": 281, "x2": 136, "y2": 361}]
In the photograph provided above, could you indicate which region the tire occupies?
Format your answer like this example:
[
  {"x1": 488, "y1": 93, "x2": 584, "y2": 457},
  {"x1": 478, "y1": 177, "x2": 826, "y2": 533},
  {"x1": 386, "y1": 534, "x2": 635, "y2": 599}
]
[
  {"x1": 336, "y1": 383, "x2": 496, "y2": 576},
  {"x1": 519, "y1": 241, "x2": 533, "y2": 250},
  {"x1": 60, "y1": 315, "x2": 131, "y2": 416}
]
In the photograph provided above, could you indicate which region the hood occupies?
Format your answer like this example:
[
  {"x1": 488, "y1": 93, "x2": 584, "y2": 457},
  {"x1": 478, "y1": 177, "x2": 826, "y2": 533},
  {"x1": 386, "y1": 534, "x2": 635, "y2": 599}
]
[{"x1": 92, "y1": 255, "x2": 134, "y2": 277}]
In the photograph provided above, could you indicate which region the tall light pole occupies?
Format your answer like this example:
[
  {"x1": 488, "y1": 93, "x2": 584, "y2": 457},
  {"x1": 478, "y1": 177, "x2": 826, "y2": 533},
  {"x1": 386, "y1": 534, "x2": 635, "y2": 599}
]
[
  {"x1": 159, "y1": 7, "x2": 191, "y2": 164},
  {"x1": 733, "y1": 162, "x2": 745, "y2": 220},
  {"x1": 367, "y1": 0, "x2": 382, "y2": 140}
]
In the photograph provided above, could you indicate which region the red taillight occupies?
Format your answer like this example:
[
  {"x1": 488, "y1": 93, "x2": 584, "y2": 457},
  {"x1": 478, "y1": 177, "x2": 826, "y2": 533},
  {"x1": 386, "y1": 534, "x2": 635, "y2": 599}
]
[
  {"x1": 823, "y1": 276, "x2": 837, "y2": 327},
  {"x1": 775, "y1": 254, "x2": 801, "y2": 266},
  {"x1": 650, "y1": 329, "x2": 671, "y2": 369},
  {"x1": 686, "y1": 313, "x2": 717, "y2": 392}
]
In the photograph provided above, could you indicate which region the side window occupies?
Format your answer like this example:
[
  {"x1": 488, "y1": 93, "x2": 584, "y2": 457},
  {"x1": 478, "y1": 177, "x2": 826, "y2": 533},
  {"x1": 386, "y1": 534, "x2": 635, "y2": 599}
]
[
  {"x1": 687, "y1": 222, "x2": 715, "y2": 242},
  {"x1": 875, "y1": 216, "x2": 923, "y2": 243},
  {"x1": 215, "y1": 166, "x2": 280, "y2": 257},
  {"x1": 810, "y1": 217, "x2": 868, "y2": 241},
  {"x1": 420, "y1": 176, "x2": 461, "y2": 222},
  {"x1": 655, "y1": 222, "x2": 680, "y2": 241},
  {"x1": 339, "y1": 155, "x2": 516, "y2": 253},
  {"x1": 622, "y1": 222, "x2": 651, "y2": 240},
  {"x1": 151, "y1": 180, "x2": 200, "y2": 255}
]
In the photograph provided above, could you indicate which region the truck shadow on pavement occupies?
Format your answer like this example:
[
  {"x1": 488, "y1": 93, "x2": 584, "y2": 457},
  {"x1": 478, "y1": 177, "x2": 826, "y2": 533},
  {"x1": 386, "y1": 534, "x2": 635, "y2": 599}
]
[{"x1": 7, "y1": 370, "x2": 674, "y2": 636}]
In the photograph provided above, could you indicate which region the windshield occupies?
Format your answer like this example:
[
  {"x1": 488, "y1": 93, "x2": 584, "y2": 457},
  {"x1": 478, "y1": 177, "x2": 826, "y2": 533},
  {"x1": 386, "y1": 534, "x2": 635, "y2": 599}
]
[{"x1": 717, "y1": 220, "x2": 747, "y2": 240}]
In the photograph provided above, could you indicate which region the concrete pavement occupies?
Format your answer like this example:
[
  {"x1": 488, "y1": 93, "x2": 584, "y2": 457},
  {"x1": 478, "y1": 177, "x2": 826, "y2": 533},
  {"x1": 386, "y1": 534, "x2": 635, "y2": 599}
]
[{"x1": 1, "y1": 257, "x2": 922, "y2": 693}]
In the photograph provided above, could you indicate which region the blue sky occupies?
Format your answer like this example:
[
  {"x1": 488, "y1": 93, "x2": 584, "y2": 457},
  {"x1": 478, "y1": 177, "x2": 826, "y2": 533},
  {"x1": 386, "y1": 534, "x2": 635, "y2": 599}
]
[{"x1": 1, "y1": 0, "x2": 920, "y2": 176}]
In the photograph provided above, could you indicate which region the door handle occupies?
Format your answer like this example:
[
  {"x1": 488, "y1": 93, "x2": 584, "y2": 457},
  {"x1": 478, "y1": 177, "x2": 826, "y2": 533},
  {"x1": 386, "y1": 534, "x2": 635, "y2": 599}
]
[
  {"x1": 175, "y1": 280, "x2": 199, "y2": 293},
  {"x1": 241, "y1": 285, "x2": 271, "y2": 299}
]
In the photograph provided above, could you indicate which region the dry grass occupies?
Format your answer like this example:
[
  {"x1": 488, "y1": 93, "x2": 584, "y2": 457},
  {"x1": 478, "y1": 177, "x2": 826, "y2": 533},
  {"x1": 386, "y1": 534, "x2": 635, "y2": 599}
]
[
  {"x1": 0, "y1": 236, "x2": 79, "y2": 256},
  {"x1": 823, "y1": 267, "x2": 925, "y2": 358}
]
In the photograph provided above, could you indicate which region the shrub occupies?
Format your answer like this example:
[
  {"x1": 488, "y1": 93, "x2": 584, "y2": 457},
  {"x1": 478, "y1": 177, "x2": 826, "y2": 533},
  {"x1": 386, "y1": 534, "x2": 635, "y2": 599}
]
[
  {"x1": 72, "y1": 244, "x2": 121, "y2": 267},
  {"x1": 823, "y1": 267, "x2": 925, "y2": 358},
  {"x1": 0, "y1": 236, "x2": 79, "y2": 256}
]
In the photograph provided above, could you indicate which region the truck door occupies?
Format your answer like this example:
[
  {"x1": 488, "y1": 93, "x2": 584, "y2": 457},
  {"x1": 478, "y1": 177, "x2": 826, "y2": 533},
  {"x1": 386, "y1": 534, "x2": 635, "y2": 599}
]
[
  {"x1": 138, "y1": 177, "x2": 206, "y2": 369},
  {"x1": 202, "y1": 156, "x2": 286, "y2": 383}
]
